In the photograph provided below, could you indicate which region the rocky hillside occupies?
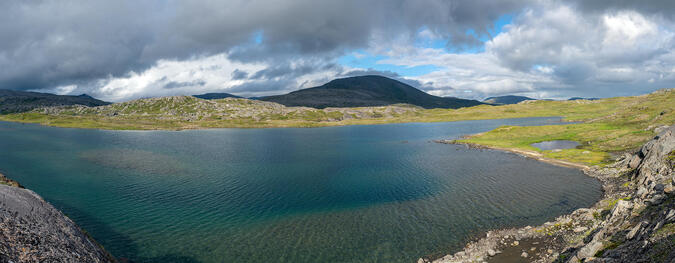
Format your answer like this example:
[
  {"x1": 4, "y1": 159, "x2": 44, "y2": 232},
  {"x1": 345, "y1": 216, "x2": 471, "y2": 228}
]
[
  {"x1": 2, "y1": 88, "x2": 670, "y2": 131},
  {"x1": 261, "y1": 75, "x2": 483, "y2": 109},
  {"x1": 0, "y1": 174, "x2": 114, "y2": 262},
  {"x1": 22, "y1": 96, "x2": 421, "y2": 129},
  {"x1": 563, "y1": 125, "x2": 675, "y2": 262},
  {"x1": 43, "y1": 96, "x2": 419, "y2": 121},
  {"x1": 424, "y1": 125, "x2": 675, "y2": 263},
  {"x1": 0, "y1": 89, "x2": 110, "y2": 114}
]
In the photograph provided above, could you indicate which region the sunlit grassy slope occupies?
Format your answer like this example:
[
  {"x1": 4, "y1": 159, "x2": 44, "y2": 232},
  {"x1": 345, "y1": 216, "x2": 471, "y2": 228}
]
[
  {"x1": 456, "y1": 89, "x2": 674, "y2": 165},
  {"x1": 0, "y1": 89, "x2": 672, "y2": 165}
]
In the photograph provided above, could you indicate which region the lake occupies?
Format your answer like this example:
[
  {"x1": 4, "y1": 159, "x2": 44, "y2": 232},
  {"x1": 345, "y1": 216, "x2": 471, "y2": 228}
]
[{"x1": 0, "y1": 117, "x2": 602, "y2": 262}]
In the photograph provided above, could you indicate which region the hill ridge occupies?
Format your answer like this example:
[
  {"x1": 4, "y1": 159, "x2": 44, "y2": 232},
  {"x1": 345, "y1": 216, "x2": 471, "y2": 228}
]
[
  {"x1": 0, "y1": 89, "x2": 109, "y2": 114},
  {"x1": 261, "y1": 75, "x2": 483, "y2": 109}
]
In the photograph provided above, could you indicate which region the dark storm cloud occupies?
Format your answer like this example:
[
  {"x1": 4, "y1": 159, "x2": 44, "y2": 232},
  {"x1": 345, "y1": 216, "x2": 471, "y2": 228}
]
[
  {"x1": 250, "y1": 64, "x2": 317, "y2": 80},
  {"x1": 231, "y1": 69, "x2": 249, "y2": 80},
  {"x1": 340, "y1": 69, "x2": 401, "y2": 79},
  {"x1": 163, "y1": 80, "x2": 206, "y2": 90},
  {"x1": 0, "y1": 0, "x2": 532, "y2": 92},
  {"x1": 228, "y1": 80, "x2": 294, "y2": 94},
  {"x1": 571, "y1": 0, "x2": 675, "y2": 18}
]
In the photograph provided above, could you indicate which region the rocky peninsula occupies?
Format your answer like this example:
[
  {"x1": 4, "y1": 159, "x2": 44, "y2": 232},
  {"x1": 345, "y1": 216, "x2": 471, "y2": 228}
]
[
  {"x1": 423, "y1": 125, "x2": 675, "y2": 263},
  {"x1": 0, "y1": 173, "x2": 114, "y2": 262}
]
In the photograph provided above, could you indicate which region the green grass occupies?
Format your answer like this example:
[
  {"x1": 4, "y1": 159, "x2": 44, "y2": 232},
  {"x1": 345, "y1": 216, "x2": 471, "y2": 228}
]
[
  {"x1": 457, "y1": 90, "x2": 674, "y2": 165},
  {"x1": 0, "y1": 90, "x2": 673, "y2": 165},
  {"x1": 655, "y1": 223, "x2": 675, "y2": 237},
  {"x1": 595, "y1": 241, "x2": 622, "y2": 257},
  {"x1": 603, "y1": 197, "x2": 631, "y2": 211}
]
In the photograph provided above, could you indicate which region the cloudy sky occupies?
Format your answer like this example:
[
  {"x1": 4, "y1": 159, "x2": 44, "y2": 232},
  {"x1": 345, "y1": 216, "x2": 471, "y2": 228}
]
[{"x1": 2, "y1": 0, "x2": 675, "y2": 102}]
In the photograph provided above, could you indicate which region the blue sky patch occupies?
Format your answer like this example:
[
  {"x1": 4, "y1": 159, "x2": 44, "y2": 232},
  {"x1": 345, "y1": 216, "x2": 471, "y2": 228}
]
[
  {"x1": 338, "y1": 51, "x2": 441, "y2": 76},
  {"x1": 337, "y1": 14, "x2": 513, "y2": 77}
]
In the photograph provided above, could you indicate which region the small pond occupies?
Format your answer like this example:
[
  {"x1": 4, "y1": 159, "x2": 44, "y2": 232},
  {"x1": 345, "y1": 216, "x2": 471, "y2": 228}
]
[{"x1": 531, "y1": 140, "x2": 580, "y2": 151}]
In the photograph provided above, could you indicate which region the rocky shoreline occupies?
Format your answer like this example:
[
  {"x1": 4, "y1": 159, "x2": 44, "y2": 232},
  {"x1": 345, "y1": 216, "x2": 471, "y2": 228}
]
[
  {"x1": 0, "y1": 172, "x2": 115, "y2": 262},
  {"x1": 0, "y1": 126, "x2": 672, "y2": 262},
  {"x1": 424, "y1": 125, "x2": 675, "y2": 263}
]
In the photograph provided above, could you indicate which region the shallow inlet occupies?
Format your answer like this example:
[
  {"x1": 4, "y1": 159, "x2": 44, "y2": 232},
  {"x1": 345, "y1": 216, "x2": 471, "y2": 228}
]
[
  {"x1": 0, "y1": 117, "x2": 602, "y2": 263},
  {"x1": 531, "y1": 140, "x2": 580, "y2": 151}
]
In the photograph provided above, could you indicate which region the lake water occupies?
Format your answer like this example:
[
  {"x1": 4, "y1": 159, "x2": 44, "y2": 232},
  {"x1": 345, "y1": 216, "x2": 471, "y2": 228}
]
[
  {"x1": 531, "y1": 140, "x2": 580, "y2": 151},
  {"x1": 0, "y1": 118, "x2": 602, "y2": 262}
]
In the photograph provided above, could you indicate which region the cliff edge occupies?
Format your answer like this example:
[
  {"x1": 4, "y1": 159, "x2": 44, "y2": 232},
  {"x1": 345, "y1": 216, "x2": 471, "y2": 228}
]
[{"x1": 565, "y1": 125, "x2": 675, "y2": 262}]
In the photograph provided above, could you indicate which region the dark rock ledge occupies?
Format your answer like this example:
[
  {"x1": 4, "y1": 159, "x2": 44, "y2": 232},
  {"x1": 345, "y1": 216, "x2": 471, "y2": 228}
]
[
  {"x1": 0, "y1": 173, "x2": 115, "y2": 262},
  {"x1": 422, "y1": 125, "x2": 675, "y2": 263}
]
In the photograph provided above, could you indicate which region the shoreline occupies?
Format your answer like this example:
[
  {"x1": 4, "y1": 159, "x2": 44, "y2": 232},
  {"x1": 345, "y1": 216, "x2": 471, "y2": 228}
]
[
  {"x1": 1, "y1": 123, "x2": 671, "y2": 262},
  {"x1": 424, "y1": 126, "x2": 674, "y2": 263},
  {"x1": 422, "y1": 139, "x2": 611, "y2": 262},
  {"x1": 434, "y1": 139, "x2": 591, "y2": 170},
  {"x1": 0, "y1": 115, "x2": 570, "y2": 131}
]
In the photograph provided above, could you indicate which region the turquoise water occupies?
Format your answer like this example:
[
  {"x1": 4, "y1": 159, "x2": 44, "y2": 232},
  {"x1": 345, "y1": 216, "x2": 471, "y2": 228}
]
[{"x1": 0, "y1": 118, "x2": 602, "y2": 262}]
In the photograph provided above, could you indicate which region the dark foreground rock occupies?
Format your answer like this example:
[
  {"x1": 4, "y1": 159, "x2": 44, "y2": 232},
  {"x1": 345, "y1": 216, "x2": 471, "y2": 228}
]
[
  {"x1": 0, "y1": 183, "x2": 114, "y2": 262},
  {"x1": 423, "y1": 125, "x2": 675, "y2": 263}
]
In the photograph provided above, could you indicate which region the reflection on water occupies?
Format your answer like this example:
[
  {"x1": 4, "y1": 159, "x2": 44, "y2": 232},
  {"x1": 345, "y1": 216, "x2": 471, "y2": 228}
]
[{"x1": 0, "y1": 118, "x2": 602, "y2": 262}]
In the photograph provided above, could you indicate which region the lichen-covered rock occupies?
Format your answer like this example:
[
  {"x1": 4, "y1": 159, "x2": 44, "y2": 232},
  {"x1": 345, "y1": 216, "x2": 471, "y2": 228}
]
[
  {"x1": 566, "y1": 125, "x2": 675, "y2": 263},
  {"x1": 0, "y1": 184, "x2": 114, "y2": 262}
]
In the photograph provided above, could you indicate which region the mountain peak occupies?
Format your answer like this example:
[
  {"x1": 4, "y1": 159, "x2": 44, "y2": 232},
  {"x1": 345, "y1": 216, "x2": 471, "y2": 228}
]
[{"x1": 262, "y1": 75, "x2": 482, "y2": 109}]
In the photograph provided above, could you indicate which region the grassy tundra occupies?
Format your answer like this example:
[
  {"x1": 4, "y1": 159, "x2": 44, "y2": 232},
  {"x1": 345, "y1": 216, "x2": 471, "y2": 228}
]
[{"x1": 1, "y1": 89, "x2": 673, "y2": 165}]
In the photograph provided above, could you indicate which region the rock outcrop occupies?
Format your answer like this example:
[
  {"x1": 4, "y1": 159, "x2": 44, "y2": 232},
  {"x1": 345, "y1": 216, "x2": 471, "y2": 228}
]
[
  {"x1": 563, "y1": 125, "x2": 675, "y2": 263},
  {"x1": 422, "y1": 125, "x2": 675, "y2": 263},
  {"x1": 0, "y1": 183, "x2": 114, "y2": 262}
]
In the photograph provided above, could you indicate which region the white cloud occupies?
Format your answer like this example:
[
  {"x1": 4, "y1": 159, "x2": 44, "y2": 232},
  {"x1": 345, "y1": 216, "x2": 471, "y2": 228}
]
[
  {"x1": 31, "y1": 84, "x2": 79, "y2": 95},
  {"x1": 374, "y1": 3, "x2": 675, "y2": 100},
  {"x1": 47, "y1": 1, "x2": 675, "y2": 102},
  {"x1": 91, "y1": 54, "x2": 264, "y2": 101},
  {"x1": 86, "y1": 53, "x2": 346, "y2": 102}
]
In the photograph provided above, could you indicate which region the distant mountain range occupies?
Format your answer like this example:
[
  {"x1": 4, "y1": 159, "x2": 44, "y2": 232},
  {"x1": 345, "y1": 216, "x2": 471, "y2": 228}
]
[
  {"x1": 193, "y1": 93, "x2": 242, "y2": 100},
  {"x1": 0, "y1": 90, "x2": 109, "y2": 114},
  {"x1": 482, "y1": 95, "x2": 602, "y2": 104},
  {"x1": 0, "y1": 77, "x2": 606, "y2": 116},
  {"x1": 568, "y1": 97, "x2": 599, "y2": 101},
  {"x1": 260, "y1": 75, "x2": 483, "y2": 109},
  {"x1": 483, "y1": 95, "x2": 535, "y2": 105}
]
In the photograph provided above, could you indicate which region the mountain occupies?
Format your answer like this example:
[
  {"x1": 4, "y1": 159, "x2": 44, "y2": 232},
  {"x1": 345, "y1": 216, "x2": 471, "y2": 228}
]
[
  {"x1": 260, "y1": 75, "x2": 483, "y2": 109},
  {"x1": 568, "y1": 97, "x2": 599, "y2": 101},
  {"x1": 483, "y1": 95, "x2": 535, "y2": 105},
  {"x1": 193, "y1": 92, "x2": 241, "y2": 100},
  {"x1": 0, "y1": 90, "x2": 110, "y2": 114}
]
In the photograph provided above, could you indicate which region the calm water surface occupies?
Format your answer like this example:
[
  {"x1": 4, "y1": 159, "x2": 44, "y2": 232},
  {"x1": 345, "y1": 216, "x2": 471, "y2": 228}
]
[{"x1": 0, "y1": 118, "x2": 601, "y2": 262}]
